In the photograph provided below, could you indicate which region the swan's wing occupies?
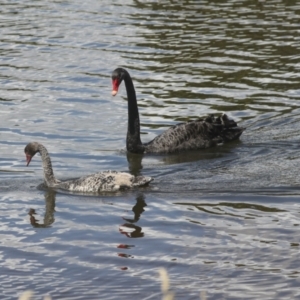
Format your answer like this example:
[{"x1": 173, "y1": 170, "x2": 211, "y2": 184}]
[
  {"x1": 59, "y1": 171, "x2": 152, "y2": 192},
  {"x1": 145, "y1": 121, "x2": 220, "y2": 152},
  {"x1": 144, "y1": 115, "x2": 244, "y2": 153}
]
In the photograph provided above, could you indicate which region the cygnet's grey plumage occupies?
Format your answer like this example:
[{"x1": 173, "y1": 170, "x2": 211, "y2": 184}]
[
  {"x1": 24, "y1": 142, "x2": 152, "y2": 192},
  {"x1": 112, "y1": 68, "x2": 245, "y2": 154}
]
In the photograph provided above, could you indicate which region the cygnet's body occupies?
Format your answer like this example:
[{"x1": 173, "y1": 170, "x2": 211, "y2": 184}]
[{"x1": 25, "y1": 142, "x2": 152, "y2": 192}]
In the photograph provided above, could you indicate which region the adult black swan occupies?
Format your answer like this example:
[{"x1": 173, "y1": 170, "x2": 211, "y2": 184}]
[
  {"x1": 25, "y1": 142, "x2": 153, "y2": 192},
  {"x1": 111, "y1": 68, "x2": 245, "y2": 154}
]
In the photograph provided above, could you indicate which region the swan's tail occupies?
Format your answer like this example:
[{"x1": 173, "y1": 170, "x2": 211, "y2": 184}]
[
  {"x1": 133, "y1": 176, "x2": 153, "y2": 187},
  {"x1": 220, "y1": 114, "x2": 245, "y2": 142},
  {"x1": 207, "y1": 114, "x2": 245, "y2": 142},
  {"x1": 221, "y1": 126, "x2": 245, "y2": 142}
]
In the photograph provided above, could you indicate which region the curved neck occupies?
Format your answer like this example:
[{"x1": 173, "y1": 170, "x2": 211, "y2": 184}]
[
  {"x1": 123, "y1": 71, "x2": 144, "y2": 153},
  {"x1": 37, "y1": 144, "x2": 59, "y2": 186}
]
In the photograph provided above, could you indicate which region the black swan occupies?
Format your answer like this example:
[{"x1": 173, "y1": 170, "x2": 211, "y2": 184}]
[
  {"x1": 25, "y1": 142, "x2": 153, "y2": 192},
  {"x1": 111, "y1": 68, "x2": 245, "y2": 154}
]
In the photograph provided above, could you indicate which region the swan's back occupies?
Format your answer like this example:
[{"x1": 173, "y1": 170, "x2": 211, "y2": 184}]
[
  {"x1": 58, "y1": 171, "x2": 152, "y2": 192},
  {"x1": 144, "y1": 114, "x2": 244, "y2": 153}
]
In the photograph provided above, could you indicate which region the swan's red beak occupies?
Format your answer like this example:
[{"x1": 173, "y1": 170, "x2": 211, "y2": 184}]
[
  {"x1": 26, "y1": 154, "x2": 32, "y2": 166},
  {"x1": 112, "y1": 79, "x2": 119, "y2": 96}
]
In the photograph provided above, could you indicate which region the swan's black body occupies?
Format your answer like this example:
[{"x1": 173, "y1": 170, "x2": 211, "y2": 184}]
[{"x1": 112, "y1": 68, "x2": 245, "y2": 154}]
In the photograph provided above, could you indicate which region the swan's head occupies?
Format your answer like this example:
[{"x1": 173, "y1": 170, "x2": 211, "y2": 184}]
[
  {"x1": 111, "y1": 68, "x2": 127, "y2": 96},
  {"x1": 24, "y1": 142, "x2": 40, "y2": 166}
]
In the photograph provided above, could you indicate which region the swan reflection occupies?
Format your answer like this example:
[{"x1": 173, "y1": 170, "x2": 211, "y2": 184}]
[
  {"x1": 119, "y1": 194, "x2": 146, "y2": 239},
  {"x1": 126, "y1": 151, "x2": 144, "y2": 175},
  {"x1": 119, "y1": 223, "x2": 144, "y2": 238},
  {"x1": 123, "y1": 193, "x2": 147, "y2": 223},
  {"x1": 126, "y1": 139, "x2": 243, "y2": 168},
  {"x1": 28, "y1": 190, "x2": 56, "y2": 228}
]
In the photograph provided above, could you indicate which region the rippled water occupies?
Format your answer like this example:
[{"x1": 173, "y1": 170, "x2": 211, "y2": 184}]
[{"x1": 1, "y1": 0, "x2": 300, "y2": 299}]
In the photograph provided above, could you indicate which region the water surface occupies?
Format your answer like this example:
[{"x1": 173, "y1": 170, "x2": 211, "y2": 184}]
[{"x1": 1, "y1": 0, "x2": 300, "y2": 299}]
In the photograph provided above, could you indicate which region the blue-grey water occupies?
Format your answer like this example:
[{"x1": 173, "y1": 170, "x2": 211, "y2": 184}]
[{"x1": 1, "y1": 0, "x2": 300, "y2": 299}]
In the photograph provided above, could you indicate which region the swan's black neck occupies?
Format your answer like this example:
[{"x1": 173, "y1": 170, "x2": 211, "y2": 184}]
[{"x1": 123, "y1": 71, "x2": 145, "y2": 153}]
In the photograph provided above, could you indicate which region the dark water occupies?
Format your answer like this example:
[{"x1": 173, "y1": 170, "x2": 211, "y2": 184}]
[{"x1": 1, "y1": 0, "x2": 300, "y2": 299}]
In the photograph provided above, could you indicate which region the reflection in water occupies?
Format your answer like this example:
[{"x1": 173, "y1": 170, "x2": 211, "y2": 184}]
[
  {"x1": 119, "y1": 223, "x2": 144, "y2": 238},
  {"x1": 117, "y1": 195, "x2": 147, "y2": 264},
  {"x1": 126, "y1": 152, "x2": 144, "y2": 175},
  {"x1": 28, "y1": 190, "x2": 56, "y2": 228},
  {"x1": 119, "y1": 194, "x2": 146, "y2": 239},
  {"x1": 127, "y1": 137, "x2": 243, "y2": 169},
  {"x1": 160, "y1": 140, "x2": 242, "y2": 165},
  {"x1": 117, "y1": 244, "x2": 134, "y2": 249},
  {"x1": 175, "y1": 201, "x2": 286, "y2": 219},
  {"x1": 122, "y1": 194, "x2": 147, "y2": 223},
  {"x1": 118, "y1": 253, "x2": 133, "y2": 259}
]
